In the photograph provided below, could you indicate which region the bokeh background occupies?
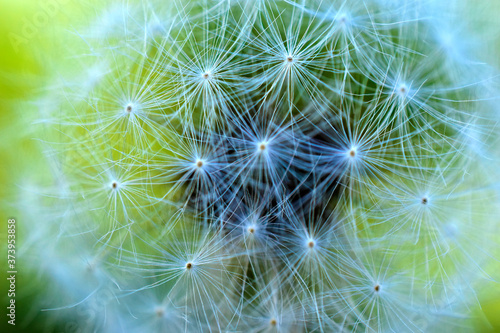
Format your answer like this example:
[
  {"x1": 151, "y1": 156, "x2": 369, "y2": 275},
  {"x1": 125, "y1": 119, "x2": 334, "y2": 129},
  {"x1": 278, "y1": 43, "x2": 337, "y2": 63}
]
[{"x1": 1, "y1": 0, "x2": 499, "y2": 332}]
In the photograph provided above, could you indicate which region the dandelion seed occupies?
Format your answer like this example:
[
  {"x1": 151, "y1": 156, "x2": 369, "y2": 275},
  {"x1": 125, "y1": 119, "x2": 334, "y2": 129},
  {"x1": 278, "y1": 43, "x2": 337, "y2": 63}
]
[
  {"x1": 123, "y1": 288, "x2": 188, "y2": 332},
  {"x1": 23, "y1": 0, "x2": 500, "y2": 331},
  {"x1": 396, "y1": 83, "x2": 409, "y2": 98},
  {"x1": 195, "y1": 159, "x2": 204, "y2": 169},
  {"x1": 337, "y1": 13, "x2": 349, "y2": 26},
  {"x1": 201, "y1": 71, "x2": 210, "y2": 80},
  {"x1": 155, "y1": 307, "x2": 165, "y2": 318}
]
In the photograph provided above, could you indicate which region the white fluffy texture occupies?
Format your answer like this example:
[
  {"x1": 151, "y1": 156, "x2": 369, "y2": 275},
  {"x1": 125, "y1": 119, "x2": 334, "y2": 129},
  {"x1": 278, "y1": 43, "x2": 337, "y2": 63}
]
[{"x1": 19, "y1": 0, "x2": 500, "y2": 332}]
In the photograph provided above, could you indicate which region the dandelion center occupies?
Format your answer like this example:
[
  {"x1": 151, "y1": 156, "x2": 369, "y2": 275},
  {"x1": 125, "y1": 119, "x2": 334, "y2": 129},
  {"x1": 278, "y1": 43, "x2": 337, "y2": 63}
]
[
  {"x1": 421, "y1": 197, "x2": 428, "y2": 205},
  {"x1": 195, "y1": 159, "x2": 204, "y2": 168},
  {"x1": 111, "y1": 181, "x2": 119, "y2": 190},
  {"x1": 126, "y1": 104, "x2": 133, "y2": 113},
  {"x1": 286, "y1": 55, "x2": 294, "y2": 63},
  {"x1": 307, "y1": 240, "x2": 315, "y2": 249},
  {"x1": 202, "y1": 72, "x2": 210, "y2": 80},
  {"x1": 374, "y1": 284, "x2": 381, "y2": 292},
  {"x1": 270, "y1": 318, "x2": 277, "y2": 326},
  {"x1": 186, "y1": 262, "x2": 193, "y2": 270}
]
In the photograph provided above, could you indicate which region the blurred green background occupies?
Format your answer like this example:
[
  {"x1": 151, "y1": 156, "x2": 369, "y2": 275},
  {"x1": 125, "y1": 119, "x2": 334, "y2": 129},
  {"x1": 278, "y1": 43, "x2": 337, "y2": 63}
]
[
  {"x1": 0, "y1": 1, "x2": 82, "y2": 331},
  {"x1": 0, "y1": 0, "x2": 499, "y2": 332}
]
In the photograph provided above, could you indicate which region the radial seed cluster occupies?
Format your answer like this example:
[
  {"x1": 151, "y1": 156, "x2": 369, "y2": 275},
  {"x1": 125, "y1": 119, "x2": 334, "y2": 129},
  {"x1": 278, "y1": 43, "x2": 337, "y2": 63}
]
[{"x1": 20, "y1": 0, "x2": 500, "y2": 332}]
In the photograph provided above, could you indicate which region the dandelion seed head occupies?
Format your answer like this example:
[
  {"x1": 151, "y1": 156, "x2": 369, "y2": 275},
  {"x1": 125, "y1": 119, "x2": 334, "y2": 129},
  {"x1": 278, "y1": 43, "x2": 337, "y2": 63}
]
[{"x1": 23, "y1": 0, "x2": 500, "y2": 330}]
